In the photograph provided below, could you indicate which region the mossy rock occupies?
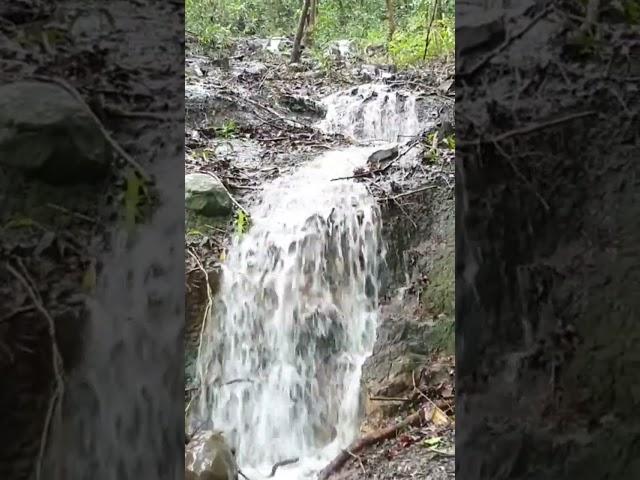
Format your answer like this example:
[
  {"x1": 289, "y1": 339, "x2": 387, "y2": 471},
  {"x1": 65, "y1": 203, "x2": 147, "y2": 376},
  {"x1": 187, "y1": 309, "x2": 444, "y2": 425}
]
[
  {"x1": 421, "y1": 244, "x2": 454, "y2": 318},
  {"x1": 185, "y1": 173, "x2": 233, "y2": 217}
]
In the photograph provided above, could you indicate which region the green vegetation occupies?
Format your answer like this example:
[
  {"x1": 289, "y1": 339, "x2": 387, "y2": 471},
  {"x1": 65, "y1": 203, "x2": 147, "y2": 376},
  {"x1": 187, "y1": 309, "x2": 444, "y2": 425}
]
[
  {"x1": 186, "y1": 0, "x2": 454, "y2": 66},
  {"x1": 234, "y1": 209, "x2": 251, "y2": 236}
]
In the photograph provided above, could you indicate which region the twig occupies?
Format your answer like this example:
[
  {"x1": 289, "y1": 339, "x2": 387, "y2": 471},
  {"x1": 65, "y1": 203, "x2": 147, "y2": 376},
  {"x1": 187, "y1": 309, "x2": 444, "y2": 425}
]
[
  {"x1": 318, "y1": 409, "x2": 427, "y2": 480},
  {"x1": 28, "y1": 75, "x2": 151, "y2": 182},
  {"x1": 458, "y1": 111, "x2": 597, "y2": 147},
  {"x1": 203, "y1": 172, "x2": 249, "y2": 215},
  {"x1": 387, "y1": 185, "x2": 437, "y2": 200},
  {"x1": 267, "y1": 457, "x2": 299, "y2": 477},
  {"x1": 103, "y1": 104, "x2": 180, "y2": 121},
  {"x1": 239, "y1": 469, "x2": 252, "y2": 480},
  {"x1": 46, "y1": 203, "x2": 97, "y2": 224},
  {"x1": 187, "y1": 249, "x2": 214, "y2": 392},
  {"x1": 6, "y1": 261, "x2": 64, "y2": 480},
  {"x1": 345, "y1": 450, "x2": 366, "y2": 476},
  {"x1": 370, "y1": 395, "x2": 411, "y2": 402}
]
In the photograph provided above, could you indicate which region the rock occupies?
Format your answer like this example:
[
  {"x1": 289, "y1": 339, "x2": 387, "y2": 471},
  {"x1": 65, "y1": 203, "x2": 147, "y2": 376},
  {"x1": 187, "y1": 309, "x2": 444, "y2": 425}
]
[
  {"x1": 326, "y1": 39, "x2": 355, "y2": 60},
  {"x1": 279, "y1": 94, "x2": 326, "y2": 117},
  {"x1": 233, "y1": 61, "x2": 267, "y2": 79},
  {"x1": 367, "y1": 145, "x2": 399, "y2": 168},
  {"x1": 185, "y1": 173, "x2": 234, "y2": 217},
  {"x1": 457, "y1": 11, "x2": 505, "y2": 55},
  {"x1": 0, "y1": 81, "x2": 110, "y2": 184},
  {"x1": 185, "y1": 430, "x2": 238, "y2": 480},
  {"x1": 264, "y1": 37, "x2": 293, "y2": 55}
]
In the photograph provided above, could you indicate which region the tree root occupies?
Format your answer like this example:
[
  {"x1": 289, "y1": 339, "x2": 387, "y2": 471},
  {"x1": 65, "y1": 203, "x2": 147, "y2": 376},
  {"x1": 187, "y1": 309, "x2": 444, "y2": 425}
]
[{"x1": 317, "y1": 408, "x2": 426, "y2": 480}]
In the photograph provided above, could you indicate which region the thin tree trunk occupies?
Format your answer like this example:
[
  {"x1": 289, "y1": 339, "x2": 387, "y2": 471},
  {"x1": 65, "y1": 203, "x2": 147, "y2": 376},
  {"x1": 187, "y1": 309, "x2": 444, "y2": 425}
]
[
  {"x1": 291, "y1": 0, "x2": 312, "y2": 63},
  {"x1": 422, "y1": 0, "x2": 440, "y2": 60},
  {"x1": 386, "y1": 0, "x2": 396, "y2": 42},
  {"x1": 305, "y1": 0, "x2": 318, "y2": 45}
]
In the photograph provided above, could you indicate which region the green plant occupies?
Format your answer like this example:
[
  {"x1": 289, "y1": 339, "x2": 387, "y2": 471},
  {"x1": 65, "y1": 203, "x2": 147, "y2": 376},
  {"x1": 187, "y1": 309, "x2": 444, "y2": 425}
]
[
  {"x1": 444, "y1": 134, "x2": 455, "y2": 150},
  {"x1": 234, "y1": 209, "x2": 251, "y2": 235},
  {"x1": 217, "y1": 120, "x2": 239, "y2": 138}
]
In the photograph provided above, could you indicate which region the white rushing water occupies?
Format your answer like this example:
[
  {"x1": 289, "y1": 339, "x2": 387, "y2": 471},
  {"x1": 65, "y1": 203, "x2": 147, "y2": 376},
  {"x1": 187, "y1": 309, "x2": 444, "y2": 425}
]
[
  {"x1": 196, "y1": 147, "x2": 384, "y2": 479},
  {"x1": 318, "y1": 83, "x2": 421, "y2": 143},
  {"x1": 195, "y1": 85, "x2": 421, "y2": 479}
]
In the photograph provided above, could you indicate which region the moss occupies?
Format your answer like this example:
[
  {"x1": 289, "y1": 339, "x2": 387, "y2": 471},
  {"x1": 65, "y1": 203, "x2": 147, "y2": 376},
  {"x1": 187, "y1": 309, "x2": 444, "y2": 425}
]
[
  {"x1": 186, "y1": 210, "x2": 229, "y2": 242},
  {"x1": 420, "y1": 244, "x2": 454, "y2": 318},
  {"x1": 428, "y1": 316, "x2": 454, "y2": 355}
]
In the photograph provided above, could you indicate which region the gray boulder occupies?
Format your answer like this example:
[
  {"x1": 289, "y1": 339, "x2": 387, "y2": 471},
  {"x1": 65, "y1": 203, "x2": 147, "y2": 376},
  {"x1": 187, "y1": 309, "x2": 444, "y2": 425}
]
[
  {"x1": 186, "y1": 173, "x2": 233, "y2": 217},
  {"x1": 367, "y1": 145, "x2": 399, "y2": 169},
  {"x1": 185, "y1": 430, "x2": 238, "y2": 480},
  {"x1": 0, "y1": 81, "x2": 110, "y2": 184}
]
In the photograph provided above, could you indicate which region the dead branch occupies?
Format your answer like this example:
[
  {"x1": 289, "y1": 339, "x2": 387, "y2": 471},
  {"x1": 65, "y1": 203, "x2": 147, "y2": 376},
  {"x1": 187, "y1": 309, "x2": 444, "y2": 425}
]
[
  {"x1": 387, "y1": 185, "x2": 437, "y2": 200},
  {"x1": 317, "y1": 408, "x2": 426, "y2": 480},
  {"x1": 267, "y1": 457, "x2": 299, "y2": 478},
  {"x1": 458, "y1": 111, "x2": 597, "y2": 147}
]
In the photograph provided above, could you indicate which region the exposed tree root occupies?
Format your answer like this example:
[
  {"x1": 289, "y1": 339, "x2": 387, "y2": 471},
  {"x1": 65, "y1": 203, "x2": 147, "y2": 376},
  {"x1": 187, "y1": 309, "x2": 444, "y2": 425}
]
[{"x1": 317, "y1": 408, "x2": 426, "y2": 480}]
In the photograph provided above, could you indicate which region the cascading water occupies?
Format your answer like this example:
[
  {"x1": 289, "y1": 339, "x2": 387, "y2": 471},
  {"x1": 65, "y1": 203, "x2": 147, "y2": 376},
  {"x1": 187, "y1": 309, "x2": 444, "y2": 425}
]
[
  {"x1": 196, "y1": 148, "x2": 384, "y2": 479},
  {"x1": 318, "y1": 84, "x2": 422, "y2": 143},
  {"x1": 195, "y1": 84, "x2": 422, "y2": 479}
]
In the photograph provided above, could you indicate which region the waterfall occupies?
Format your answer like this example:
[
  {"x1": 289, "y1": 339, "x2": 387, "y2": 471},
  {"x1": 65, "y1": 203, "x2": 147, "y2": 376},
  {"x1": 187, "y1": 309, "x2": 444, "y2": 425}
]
[
  {"x1": 318, "y1": 84, "x2": 421, "y2": 143},
  {"x1": 195, "y1": 84, "x2": 421, "y2": 479}
]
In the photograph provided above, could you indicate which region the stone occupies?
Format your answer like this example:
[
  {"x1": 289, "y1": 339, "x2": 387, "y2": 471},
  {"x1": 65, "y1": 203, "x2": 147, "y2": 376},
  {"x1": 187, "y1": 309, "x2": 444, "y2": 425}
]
[
  {"x1": 233, "y1": 61, "x2": 267, "y2": 79},
  {"x1": 326, "y1": 39, "x2": 355, "y2": 60},
  {"x1": 367, "y1": 145, "x2": 399, "y2": 168},
  {"x1": 186, "y1": 173, "x2": 233, "y2": 217},
  {"x1": 0, "y1": 80, "x2": 110, "y2": 184},
  {"x1": 185, "y1": 430, "x2": 238, "y2": 480}
]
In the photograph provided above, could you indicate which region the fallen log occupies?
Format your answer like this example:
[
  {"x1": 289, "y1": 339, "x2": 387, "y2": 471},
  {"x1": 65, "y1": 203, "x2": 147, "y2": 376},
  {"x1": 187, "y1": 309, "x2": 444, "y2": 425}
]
[{"x1": 317, "y1": 407, "x2": 427, "y2": 480}]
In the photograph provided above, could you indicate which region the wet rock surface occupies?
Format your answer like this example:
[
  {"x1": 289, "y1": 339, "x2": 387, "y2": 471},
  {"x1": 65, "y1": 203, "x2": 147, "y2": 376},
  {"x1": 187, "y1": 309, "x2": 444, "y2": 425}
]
[
  {"x1": 0, "y1": 80, "x2": 110, "y2": 184},
  {"x1": 186, "y1": 430, "x2": 239, "y2": 480}
]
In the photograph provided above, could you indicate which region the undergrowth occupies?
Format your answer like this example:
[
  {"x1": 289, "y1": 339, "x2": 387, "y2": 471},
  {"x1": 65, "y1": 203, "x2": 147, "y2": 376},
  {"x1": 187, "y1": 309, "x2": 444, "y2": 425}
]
[{"x1": 186, "y1": 0, "x2": 454, "y2": 67}]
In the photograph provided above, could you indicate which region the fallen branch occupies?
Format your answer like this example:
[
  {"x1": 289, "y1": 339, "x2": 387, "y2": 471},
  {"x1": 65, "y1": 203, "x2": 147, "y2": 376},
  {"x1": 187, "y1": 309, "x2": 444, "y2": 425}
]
[
  {"x1": 318, "y1": 408, "x2": 426, "y2": 480},
  {"x1": 458, "y1": 111, "x2": 597, "y2": 147},
  {"x1": 267, "y1": 457, "x2": 299, "y2": 478},
  {"x1": 187, "y1": 249, "x2": 214, "y2": 396},
  {"x1": 387, "y1": 185, "x2": 437, "y2": 201}
]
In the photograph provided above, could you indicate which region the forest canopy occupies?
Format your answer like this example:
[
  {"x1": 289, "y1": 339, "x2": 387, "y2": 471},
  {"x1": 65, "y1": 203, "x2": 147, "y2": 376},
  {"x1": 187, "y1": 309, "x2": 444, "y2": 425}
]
[{"x1": 186, "y1": 0, "x2": 454, "y2": 66}]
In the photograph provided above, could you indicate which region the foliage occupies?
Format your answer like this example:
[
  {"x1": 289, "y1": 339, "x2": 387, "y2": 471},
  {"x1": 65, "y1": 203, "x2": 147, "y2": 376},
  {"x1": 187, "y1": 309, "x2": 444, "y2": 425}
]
[
  {"x1": 186, "y1": 0, "x2": 454, "y2": 66},
  {"x1": 234, "y1": 209, "x2": 251, "y2": 236},
  {"x1": 216, "y1": 120, "x2": 239, "y2": 138}
]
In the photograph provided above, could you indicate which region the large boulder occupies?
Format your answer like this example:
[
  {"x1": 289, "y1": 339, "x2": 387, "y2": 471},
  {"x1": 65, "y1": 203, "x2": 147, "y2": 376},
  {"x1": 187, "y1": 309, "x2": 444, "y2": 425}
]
[
  {"x1": 186, "y1": 173, "x2": 234, "y2": 217},
  {"x1": 185, "y1": 430, "x2": 238, "y2": 480},
  {"x1": 0, "y1": 81, "x2": 110, "y2": 184}
]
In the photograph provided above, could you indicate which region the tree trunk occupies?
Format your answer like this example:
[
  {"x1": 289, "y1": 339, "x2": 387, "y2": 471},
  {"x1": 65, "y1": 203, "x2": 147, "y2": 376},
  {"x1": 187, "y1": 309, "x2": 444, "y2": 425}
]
[
  {"x1": 291, "y1": 0, "x2": 312, "y2": 63},
  {"x1": 305, "y1": 0, "x2": 318, "y2": 46},
  {"x1": 386, "y1": 0, "x2": 396, "y2": 42}
]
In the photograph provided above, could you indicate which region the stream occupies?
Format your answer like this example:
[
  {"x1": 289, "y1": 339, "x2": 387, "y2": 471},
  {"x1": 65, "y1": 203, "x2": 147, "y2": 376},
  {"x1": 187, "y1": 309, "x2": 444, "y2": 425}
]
[{"x1": 194, "y1": 85, "x2": 424, "y2": 479}]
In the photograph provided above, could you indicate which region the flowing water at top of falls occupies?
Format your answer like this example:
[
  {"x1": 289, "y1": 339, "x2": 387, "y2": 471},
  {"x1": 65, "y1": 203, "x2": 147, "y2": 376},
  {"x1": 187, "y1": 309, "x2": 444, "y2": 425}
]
[
  {"x1": 195, "y1": 85, "x2": 421, "y2": 479},
  {"x1": 318, "y1": 83, "x2": 421, "y2": 143}
]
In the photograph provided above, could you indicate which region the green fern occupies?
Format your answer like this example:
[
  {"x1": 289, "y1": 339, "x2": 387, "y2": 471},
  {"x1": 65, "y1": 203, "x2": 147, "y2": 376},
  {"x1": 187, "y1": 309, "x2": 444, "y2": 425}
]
[{"x1": 234, "y1": 209, "x2": 251, "y2": 236}]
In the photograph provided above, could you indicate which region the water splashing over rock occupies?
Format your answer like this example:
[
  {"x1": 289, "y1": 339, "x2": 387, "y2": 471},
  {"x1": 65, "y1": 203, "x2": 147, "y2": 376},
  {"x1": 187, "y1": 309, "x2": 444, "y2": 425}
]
[
  {"x1": 195, "y1": 148, "x2": 385, "y2": 478},
  {"x1": 318, "y1": 84, "x2": 421, "y2": 143}
]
